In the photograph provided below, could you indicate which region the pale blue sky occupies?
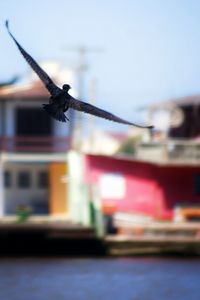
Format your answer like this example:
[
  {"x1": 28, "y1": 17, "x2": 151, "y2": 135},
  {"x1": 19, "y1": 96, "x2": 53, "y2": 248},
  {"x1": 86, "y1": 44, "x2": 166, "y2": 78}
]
[{"x1": 0, "y1": 0, "x2": 200, "y2": 129}]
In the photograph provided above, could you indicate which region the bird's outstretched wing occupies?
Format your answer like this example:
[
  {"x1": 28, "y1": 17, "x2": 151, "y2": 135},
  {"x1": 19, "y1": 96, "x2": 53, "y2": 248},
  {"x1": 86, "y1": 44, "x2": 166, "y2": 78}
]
[
  {"x1": 5, "y1": 20, "x2": 61, "y2": 97},
  {"x1": 69, "y1": 98, "x2": 153, "y2": 128}
]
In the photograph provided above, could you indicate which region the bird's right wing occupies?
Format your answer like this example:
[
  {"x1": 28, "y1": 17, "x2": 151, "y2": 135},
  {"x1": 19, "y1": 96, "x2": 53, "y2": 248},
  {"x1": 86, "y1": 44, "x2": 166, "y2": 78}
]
[
  {"x1": 5, "y1": 20, "x2": 61, "y2": 97},
  {"x1": 69, "y1": 97, "x2": 154, "y2": 128}
]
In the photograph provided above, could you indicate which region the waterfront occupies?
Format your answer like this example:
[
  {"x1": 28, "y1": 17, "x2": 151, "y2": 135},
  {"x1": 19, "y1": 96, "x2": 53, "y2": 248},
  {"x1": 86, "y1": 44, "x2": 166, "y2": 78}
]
[{"x1": 0, "y1": 257, "x2": 199, "y2": 300}]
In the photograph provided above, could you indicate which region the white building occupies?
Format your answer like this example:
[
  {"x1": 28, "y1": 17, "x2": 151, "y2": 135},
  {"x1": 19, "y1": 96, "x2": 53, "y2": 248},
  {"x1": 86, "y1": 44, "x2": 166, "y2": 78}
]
[{"x1": 0, "y1": 62, "x2": 75, "y2": 218}]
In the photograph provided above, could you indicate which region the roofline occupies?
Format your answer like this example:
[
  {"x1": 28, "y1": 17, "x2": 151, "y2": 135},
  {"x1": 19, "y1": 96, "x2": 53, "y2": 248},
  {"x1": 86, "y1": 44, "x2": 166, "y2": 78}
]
[{"x1": 148, "y1": 94, "x2": 200, "y2": 110}]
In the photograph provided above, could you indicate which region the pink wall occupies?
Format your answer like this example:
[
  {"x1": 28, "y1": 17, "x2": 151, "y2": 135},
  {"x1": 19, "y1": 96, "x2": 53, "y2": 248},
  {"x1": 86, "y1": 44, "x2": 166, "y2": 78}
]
[{"x1": 84, "y1": 154, "x2": 200, "y2": 220}]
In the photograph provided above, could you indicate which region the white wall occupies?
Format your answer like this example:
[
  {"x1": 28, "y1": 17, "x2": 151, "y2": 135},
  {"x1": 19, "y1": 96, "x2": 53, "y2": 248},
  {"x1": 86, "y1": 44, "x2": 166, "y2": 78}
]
[
  {"x1": 5, "y1": 102, "x2": 15, "y2": 136},
  {"x1": 4, "y1": 163, "x2": 48, "y2": 215}
]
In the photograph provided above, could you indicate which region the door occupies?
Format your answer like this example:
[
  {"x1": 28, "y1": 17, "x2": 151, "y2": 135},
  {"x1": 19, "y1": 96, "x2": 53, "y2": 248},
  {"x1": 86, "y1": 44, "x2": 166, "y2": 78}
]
[{"x1": 48, "y1": 163, "x2": 68, "y2": 215}]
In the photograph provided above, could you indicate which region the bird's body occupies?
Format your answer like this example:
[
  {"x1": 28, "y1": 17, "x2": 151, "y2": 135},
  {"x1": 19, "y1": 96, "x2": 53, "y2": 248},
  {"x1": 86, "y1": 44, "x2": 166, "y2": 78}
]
[{"x1": 5, "y1": 20, "x2": 153, "y2": 129}]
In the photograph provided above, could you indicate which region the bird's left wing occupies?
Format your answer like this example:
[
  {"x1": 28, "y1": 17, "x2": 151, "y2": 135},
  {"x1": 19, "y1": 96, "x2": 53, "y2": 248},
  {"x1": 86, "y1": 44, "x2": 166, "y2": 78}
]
[
  {"x1": 5, "y1": 20, "x2": 61, "y2": 97},
  {"x1": 69, "y1": 98, "x2": 153, "y2": 128}
]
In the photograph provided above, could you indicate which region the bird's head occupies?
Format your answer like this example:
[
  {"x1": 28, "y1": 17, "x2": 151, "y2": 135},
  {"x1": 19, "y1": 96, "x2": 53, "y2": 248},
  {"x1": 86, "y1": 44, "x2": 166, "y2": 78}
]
[{"x1": 62, "y1": 84, "x2": 71, "y2": 92}]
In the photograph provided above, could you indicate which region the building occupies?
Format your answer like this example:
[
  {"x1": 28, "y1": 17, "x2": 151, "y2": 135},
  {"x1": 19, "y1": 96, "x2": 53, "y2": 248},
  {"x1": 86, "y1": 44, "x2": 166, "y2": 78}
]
[
  {"x1": 82, "y1": 153, "x2": 200, "y2": 221},
  {"x1": 2, "y1": 69, "x2": 200, "y2": 229},
  {"x1": 81, "y1": 130, "x2": 129, "y2": 155},
  {"x1": 0, "y1": 62, "x2": 75, "y2": 218},
  {"x1": 148, "y1": 94, "x2": 200, "y2": 139},
  {"x1": 72, "y1": 94, "x2": 200, "y2": 226},
  {"x1": 168, "y1": 95, "x2": 200, "y2": 139}
]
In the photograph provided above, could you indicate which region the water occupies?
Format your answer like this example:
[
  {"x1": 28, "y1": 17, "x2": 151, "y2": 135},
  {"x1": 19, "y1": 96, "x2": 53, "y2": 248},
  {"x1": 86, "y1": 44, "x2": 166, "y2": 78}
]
[{"x1": 0, "y1": 257, "x2": 199, "y2": 300}]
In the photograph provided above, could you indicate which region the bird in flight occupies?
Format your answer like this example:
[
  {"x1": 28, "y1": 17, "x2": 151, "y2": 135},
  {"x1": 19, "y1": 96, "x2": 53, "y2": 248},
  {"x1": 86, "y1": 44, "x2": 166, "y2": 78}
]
[{"x1": 5, "y1": 20, "x2": 153, "y2": 129}]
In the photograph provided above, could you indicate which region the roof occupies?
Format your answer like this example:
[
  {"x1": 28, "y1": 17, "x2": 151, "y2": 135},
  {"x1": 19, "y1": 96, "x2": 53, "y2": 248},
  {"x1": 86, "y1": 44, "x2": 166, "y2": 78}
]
[
  {"x1": 173, "y1": 95, "x2": 200, "y2": 106},
  {"x1": 149, "y1": 95, "x2": 200, "y2": 110},
  {"x1": 0, "y1": 61, "x2": 75, "y2": 101},
  {"x1": 0, "y1": 80, "x2": 50, "y2": 100}
]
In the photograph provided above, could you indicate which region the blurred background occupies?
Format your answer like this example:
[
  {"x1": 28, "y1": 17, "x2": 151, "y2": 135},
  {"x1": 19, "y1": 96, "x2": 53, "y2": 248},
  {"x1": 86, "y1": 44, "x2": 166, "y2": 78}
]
[{"x1": 0, "y1": 1, "x2": 200, "y2": 300}]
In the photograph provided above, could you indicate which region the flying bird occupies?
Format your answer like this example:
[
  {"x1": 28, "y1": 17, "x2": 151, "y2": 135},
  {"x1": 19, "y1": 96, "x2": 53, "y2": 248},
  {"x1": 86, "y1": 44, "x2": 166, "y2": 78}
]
[
  {"x1": 0, "y1": 75, "x2": 20, "y2": 88},
  {"x1": 5, "y1": 20, "x2": 153, "y2": 129}
]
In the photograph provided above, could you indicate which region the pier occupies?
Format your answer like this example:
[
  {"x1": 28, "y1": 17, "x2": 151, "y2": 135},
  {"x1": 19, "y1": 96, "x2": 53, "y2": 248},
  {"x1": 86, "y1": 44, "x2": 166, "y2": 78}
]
[
  {"x1": 0, "y1": 218, "x2": 200, "y2": 256},
  {"x1": 0, "y1": 218, "x2": 105, "y2": 256}
]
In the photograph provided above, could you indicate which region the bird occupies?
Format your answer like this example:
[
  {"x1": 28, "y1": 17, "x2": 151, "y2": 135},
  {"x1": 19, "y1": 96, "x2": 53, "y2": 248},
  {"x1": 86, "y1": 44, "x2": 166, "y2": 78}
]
[
  {"x1": 5, "y1": 20, "x2": 153, "y2": 129},
  {"x1": 0, "y1": 74, "x2": 20, "y2": 88}
]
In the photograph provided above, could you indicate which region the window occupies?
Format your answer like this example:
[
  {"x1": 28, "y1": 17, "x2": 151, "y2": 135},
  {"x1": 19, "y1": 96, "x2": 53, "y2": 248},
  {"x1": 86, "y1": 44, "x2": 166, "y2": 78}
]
[
  {"x1": 4, "y1": 171, "x2": 12, "y2": 188},
  {"x1": 17, "y1": 171, "x2": 31, "y2": 188},
  {"x1": 37, "y1": 171, "x2": 48, "y2": 188},
  {"x1": 99, "y1": 173, "x2": 125, "y2": 199},
  {"x1": 16, "y1": 108, "x2": 52, "y2": 136}
]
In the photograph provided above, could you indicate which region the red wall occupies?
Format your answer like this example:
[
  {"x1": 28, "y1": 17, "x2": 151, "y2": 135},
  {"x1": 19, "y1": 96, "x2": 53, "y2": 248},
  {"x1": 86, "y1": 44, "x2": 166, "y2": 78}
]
[
  {"x1": 155, "y1": 166, "x2": 200, "y2": 218},
  {"x1": 84, "y1": 154, "x2": 200, "y2": 220}
]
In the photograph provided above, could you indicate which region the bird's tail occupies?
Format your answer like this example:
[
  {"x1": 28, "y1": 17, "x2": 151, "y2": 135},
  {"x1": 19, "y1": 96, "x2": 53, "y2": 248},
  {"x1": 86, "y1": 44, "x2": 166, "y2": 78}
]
[{"x1": 43, "y1": 103, "x2": 68, "y2": 122}]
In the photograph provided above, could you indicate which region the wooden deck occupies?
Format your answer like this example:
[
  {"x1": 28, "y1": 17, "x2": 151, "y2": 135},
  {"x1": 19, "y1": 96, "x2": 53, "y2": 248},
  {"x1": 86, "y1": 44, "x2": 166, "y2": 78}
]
[
  {"x1": 105, "y1": 221, "x2": 200, "y2": 255},
  {"x1": 106, "y1": 235, "x2": 200, "y2": 256},
  {"x1": 106, "y1": 226, "x2": 200, "y2": 256}
]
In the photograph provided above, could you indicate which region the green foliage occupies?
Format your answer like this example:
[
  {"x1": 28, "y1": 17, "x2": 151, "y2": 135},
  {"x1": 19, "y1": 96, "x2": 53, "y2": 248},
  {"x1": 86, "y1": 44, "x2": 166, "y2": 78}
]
[{"x1": 117, "y1": 136, "x2": 141, "y2": 155}]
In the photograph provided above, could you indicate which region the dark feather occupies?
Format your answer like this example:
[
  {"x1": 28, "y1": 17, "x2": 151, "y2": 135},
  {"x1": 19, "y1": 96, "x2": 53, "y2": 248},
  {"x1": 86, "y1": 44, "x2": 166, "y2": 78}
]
[
  {"x1": 5, "y1": 20, "x2": 61, "y2": 97},
  {"x1": 69, "y1": 98, "x2": 153, "y2": 128},
  {"x1": 43, "y1": 103, "x2": 68, "y2": 122}
]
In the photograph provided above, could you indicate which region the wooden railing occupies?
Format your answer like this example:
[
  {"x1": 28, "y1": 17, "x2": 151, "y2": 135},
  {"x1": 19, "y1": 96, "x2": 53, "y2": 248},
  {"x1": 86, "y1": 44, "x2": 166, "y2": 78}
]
[{"x1": 0, "y1": 136, "x2": 70, "y2": 153}]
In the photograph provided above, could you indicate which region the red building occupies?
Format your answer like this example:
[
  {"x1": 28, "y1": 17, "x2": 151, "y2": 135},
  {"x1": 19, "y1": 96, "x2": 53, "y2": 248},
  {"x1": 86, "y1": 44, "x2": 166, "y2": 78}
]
[{"x1": 84, "y1": 154, "x2": 200, "y2": 220}]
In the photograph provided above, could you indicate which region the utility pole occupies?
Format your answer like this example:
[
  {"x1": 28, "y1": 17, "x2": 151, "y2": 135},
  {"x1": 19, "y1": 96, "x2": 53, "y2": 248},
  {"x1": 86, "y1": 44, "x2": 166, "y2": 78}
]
[
  {"x1": 88, "y1": 78, "x2": 97, "y2": 150},
  {"x1": 63, "y1": 46, "x2": 102, "y2": 149}
]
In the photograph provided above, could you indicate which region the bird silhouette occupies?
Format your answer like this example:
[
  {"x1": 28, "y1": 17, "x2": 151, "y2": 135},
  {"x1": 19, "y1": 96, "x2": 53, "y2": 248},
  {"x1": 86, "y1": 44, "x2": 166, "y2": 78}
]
[
  {"x1": 0, "y1": 74, "x2": 20, "y2": 88},
  {"x1": 5, "y1": 20, "x2": 153, "y2": 128}
]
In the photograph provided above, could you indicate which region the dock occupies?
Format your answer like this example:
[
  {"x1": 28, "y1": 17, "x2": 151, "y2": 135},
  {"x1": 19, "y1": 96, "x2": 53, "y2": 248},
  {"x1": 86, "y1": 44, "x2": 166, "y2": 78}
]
[
  {"x1": 1, "y1": 217, "x2": 200, "y2": 256},
  {"x1": 106, "y1": 235, "x2": 200, "y2": 255},
  {"x1": 0, "y1": 218, "x2": 105, "y2": 256},
  {"x1": 105, "y1": 221, "x2": 200, "y2": 255}
]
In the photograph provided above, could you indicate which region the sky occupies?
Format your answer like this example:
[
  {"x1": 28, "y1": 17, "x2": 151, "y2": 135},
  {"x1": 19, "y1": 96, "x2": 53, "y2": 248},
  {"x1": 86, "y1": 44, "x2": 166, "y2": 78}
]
[{"x1": 1, "y1": 0, "x2": 200, "y2": 131}]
